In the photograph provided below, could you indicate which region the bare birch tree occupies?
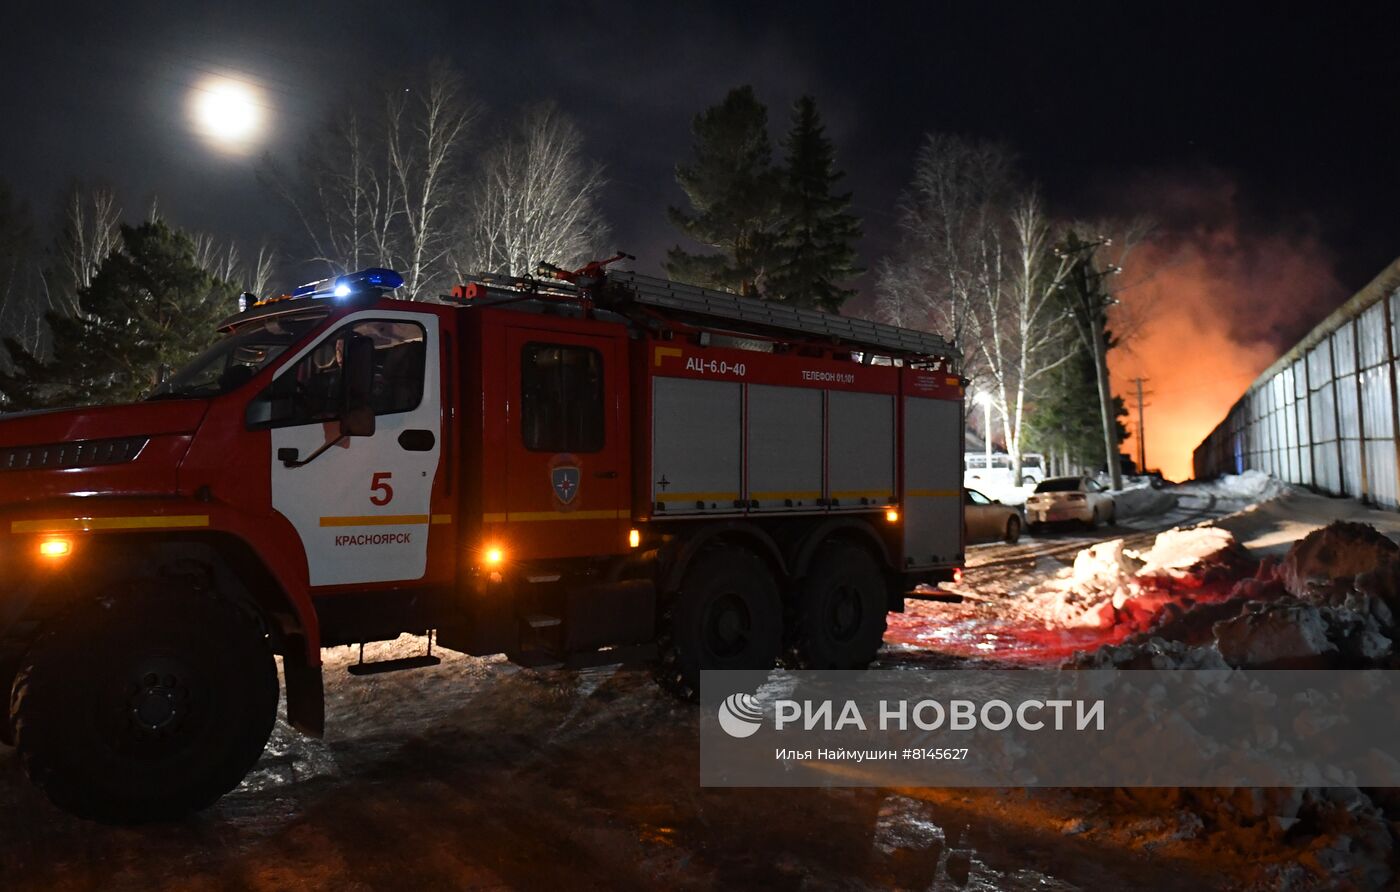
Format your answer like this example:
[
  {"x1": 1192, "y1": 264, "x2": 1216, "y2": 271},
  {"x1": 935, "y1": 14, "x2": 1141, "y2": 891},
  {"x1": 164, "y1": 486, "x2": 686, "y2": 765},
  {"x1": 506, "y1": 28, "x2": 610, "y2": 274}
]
[
  {"x1": 386, "y1": 65, "x2": 478, "y2": 298},
  {"x1": 52, "y1": 186, "x2": 121, "y2": 315},
  {"x1": 994, "y1": 193, "x2": 1078, "y2": 481},
  {"x1": 459, "y1": 103, "x2": 609, "y2": 278},
  {"x1": 875, "y1": 134, "x2": 1015, "y2": 423},
  {"x1": 243, "y1": 242, "x2": 277, "y2": 297},
  {"x1": 261, "y1": 108, "x2": 397, "y2": 278},
  {"x1": 191, "y1": 233, "x2": 240, "y2": 284},
  {"x1": 262, "y1": 64, "x2": 477, "y2": 297}
]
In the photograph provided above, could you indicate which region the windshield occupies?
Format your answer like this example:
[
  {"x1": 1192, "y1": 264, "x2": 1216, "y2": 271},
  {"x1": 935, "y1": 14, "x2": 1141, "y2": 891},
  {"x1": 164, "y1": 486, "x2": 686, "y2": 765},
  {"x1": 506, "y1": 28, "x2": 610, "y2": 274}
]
[
  {"x1": 1035, "y1": 477, "x2": 1084, "y2": 493},
  {"x1": 149, "y1": 310, "x2": 328, "y2": 400}
]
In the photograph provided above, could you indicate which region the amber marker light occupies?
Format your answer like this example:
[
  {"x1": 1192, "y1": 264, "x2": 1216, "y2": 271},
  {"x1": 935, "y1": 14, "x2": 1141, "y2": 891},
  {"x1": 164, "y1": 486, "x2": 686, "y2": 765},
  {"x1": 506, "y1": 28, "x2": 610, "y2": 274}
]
[
  {"x1": 629, "y1": 528, "x2": 641, "y2": 549},
  {"x1": 952, "y1": 567, "x2": 964, "y2": 585},
  {"x1": 482, "y1": 545, "x2": 506, "y2": 567},
  {"x1": 38, "y1": 538, "x2": 73, "y2": 559},
  {"x1": 885, "y1": 508, "x2": 900, "y2": 523}
]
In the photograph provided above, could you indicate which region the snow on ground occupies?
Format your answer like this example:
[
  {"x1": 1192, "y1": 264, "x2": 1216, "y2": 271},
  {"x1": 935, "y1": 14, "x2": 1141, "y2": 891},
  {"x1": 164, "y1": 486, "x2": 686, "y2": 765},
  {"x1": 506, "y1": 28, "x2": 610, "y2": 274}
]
[
  {"x1": 5, "y1": 468, "x2": 1398, "y2": 891},
  {"x1": 895, "y1": 472, "x2": 1400, "y2": 888}
]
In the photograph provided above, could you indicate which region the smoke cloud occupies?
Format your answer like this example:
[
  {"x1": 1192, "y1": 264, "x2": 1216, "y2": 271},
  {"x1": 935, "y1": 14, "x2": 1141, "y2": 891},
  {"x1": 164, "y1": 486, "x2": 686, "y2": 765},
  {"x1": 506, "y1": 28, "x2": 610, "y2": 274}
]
[{"x1": 1110, "y1": 175, "x2": 1347, "y2": 481}]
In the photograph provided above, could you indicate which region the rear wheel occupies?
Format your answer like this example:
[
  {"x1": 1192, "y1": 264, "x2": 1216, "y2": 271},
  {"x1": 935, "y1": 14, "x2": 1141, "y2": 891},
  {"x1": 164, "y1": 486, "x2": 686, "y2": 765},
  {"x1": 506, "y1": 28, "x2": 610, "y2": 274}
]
[
  {"x1": 12, "y1": 583, "x2": 278, "y2": 823},
  {"x1": 789, "y1": 542, "x2": 889, "y2": 669},
  {"x1": 1004, "y1": 515, "x2": 1022, "y2": 544},
  {"x1": 1087, "y1": 507, "x2": 1101, "y2": 530},
  {"x1": 653, "y1": 546, "x2": 783, "y2": 700},
  {"x1": 0, "y1": 656, "x2": 18, "y2": 747}
]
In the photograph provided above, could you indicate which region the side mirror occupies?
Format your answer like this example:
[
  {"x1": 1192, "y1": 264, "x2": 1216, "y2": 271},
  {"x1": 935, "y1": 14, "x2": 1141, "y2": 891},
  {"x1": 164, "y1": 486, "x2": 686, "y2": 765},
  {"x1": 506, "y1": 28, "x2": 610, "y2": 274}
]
[
  {"x1": 340, "y1": 405, "x2": 376, "y2": 438},
  {"x1": 341, "y1": 334, "x2": 376, "y2": 436}
]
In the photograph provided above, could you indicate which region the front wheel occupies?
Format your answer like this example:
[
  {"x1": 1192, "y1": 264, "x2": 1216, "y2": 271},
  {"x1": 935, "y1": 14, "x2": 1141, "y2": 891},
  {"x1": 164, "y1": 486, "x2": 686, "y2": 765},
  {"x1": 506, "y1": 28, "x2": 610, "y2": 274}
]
[
  {"x1": 653, "y1": 546, "x2": 783, "y2": 700},
  {"x1": 0, "y1": 657, "x2": 17, "y2": 747},
  {"x1": 12, "y1": 583, "x2": 278, "y2": 823}
]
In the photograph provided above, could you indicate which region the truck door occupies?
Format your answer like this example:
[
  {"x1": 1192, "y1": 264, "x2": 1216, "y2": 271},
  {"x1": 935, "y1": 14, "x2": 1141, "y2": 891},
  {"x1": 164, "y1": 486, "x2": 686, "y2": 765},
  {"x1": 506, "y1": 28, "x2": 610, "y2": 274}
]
[
  {"x1": 257, "y1": 310, "x2": 443, "y2": 586},
  {"x1": 497, "y1": 326, "x2": 627, "y2": 559}
]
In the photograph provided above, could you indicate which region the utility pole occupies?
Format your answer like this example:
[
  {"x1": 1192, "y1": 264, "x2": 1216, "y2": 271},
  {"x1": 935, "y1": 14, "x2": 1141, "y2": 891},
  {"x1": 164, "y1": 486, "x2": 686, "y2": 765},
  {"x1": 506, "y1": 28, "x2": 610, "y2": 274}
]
[
  {"x1": 1131, "y1": 377, "x2": 1152, "y2": 474},
  {"x1": 1056, "y1": 231, "x2": 1124, "y2": 491}
]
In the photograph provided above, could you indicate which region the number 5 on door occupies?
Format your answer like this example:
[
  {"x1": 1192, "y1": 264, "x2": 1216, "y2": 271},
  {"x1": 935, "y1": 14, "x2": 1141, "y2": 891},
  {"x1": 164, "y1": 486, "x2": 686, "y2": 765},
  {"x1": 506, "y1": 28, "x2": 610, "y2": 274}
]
[{"x1": 370, "y1": 472, "x2": 394, "y2": 506}]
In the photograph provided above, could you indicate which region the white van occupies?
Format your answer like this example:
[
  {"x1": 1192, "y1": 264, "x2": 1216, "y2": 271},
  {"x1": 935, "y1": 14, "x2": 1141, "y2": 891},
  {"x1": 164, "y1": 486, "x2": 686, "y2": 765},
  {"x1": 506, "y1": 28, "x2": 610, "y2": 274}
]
[{"x1": 964, "y1": 452, "x2": 1016, "y2": 490}]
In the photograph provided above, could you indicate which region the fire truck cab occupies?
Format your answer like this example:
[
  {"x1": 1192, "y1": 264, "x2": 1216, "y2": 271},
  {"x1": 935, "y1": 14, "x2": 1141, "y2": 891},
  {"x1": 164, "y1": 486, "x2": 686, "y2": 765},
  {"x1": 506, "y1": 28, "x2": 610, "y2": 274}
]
[{"x1": 0, "y1": 263, "x2": 962, "y2": 821}]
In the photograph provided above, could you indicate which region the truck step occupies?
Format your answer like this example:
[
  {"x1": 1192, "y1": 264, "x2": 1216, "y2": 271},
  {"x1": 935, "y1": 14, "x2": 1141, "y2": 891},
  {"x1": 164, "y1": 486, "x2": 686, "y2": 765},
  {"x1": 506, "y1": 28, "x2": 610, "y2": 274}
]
[
  {"x1": 510, "y1": 649, "x2": 565, "y2": 670},
  {"x1": 904, "y1": 590, "x2": 965, "y2": 604},
  {"x1": 347, "y1": 654, "x2": 442, "y2": 676},
  {"x1": 566, "y1": 643, "x2": 657, "y2": 669},
  {"x1": 524, "y1": 613, "x2": 563, "y2": 629}
]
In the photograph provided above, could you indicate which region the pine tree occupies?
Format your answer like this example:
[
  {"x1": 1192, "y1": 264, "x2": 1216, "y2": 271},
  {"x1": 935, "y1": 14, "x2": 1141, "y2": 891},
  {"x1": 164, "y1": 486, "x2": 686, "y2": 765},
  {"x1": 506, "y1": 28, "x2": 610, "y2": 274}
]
[
  {"x1": 767, "y1": 96, "x2": 862, "y2": 312},
  {"x1": 0, "y1": 220, "x2": 236, "y2": 410},
  {"x1": 1024, "y1": 341, "x2": 1129, "y2": 473},
  {"x1": 665, "y1": 86, "x2": 780, "y2": 296}
]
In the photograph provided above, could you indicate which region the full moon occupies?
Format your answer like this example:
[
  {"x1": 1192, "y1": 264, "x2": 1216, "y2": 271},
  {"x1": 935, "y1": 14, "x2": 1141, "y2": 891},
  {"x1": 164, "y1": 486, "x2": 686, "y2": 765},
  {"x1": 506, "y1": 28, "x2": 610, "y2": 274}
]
[{"x1": 190, "y1": 76, "x2": 264, "y2": 153}]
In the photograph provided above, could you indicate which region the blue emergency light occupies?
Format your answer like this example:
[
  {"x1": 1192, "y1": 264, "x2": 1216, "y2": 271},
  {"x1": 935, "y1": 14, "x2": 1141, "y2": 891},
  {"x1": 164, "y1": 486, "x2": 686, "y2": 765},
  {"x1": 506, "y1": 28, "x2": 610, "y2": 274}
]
[{"x1": 289, "y1": 267, "x2": 405, "y2": 300}]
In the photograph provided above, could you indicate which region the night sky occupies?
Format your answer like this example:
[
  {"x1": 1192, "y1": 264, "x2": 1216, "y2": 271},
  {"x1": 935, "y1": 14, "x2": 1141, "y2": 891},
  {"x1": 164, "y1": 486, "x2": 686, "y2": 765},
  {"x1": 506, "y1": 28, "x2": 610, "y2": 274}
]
[{"x1": 2, "y1": 1, "x2": 1398, "y2": 476}]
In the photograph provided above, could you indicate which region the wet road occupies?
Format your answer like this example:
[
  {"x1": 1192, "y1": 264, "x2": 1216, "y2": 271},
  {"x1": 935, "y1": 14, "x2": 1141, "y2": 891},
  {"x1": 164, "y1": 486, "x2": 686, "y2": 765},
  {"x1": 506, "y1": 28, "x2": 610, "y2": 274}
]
[
  {"x1": 0, "y1": 492, "x2": 1246, "y2": 891},
  {"x1": 0, "y1": 649, "x2": 1230, "y2": 891}
]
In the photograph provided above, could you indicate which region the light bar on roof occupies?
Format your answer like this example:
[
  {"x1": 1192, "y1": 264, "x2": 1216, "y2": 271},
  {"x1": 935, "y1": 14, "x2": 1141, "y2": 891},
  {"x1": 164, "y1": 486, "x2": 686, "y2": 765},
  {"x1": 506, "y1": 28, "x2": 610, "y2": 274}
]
[{"x1": 289, "y1": 267, "x2": 405, "y2": 300}]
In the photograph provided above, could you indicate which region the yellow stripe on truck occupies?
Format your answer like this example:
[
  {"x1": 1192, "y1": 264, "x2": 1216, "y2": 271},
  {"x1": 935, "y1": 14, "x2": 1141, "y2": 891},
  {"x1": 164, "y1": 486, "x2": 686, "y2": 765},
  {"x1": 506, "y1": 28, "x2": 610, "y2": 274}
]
[
  {"x1": 319, "y1": 514, "x2": 436, "y2": 527},
  {"x1": 481, "y1": 509, "x2": 627, "y2": 523},
  {"x1": 11, "y1": 515, "x2": 211, "y2": 534}
]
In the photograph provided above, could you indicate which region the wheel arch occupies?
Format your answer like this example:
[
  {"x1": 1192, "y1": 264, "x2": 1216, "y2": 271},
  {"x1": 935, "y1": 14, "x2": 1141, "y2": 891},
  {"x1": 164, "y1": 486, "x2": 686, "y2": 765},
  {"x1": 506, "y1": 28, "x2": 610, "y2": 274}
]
[
  {"x1": 13, "y1": 531, "x2": 324, "y2": 737},
  {"x1": 658, "y1": 521, "x2": 789, "y2": 593},
  {"x1": 787, "y1": 517, "x2": 894, "y2": 578}
]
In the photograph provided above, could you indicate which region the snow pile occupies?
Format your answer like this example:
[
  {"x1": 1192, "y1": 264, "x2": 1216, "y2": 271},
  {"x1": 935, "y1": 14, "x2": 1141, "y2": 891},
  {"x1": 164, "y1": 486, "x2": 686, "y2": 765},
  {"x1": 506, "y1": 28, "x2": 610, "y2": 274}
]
[
  {"x1": 1134, "y1": 527, "x2": 1239, "y2": 579},
  {"x1": 1279, "y1": 520, "x2": 1400, "y2": 600},
  {"x1": 1020, "y1": 539, "x2": 1141, "y2": 628},
  {"x1": 1019, "y1": 527, "x2": 1249, "y2": 630},
  {"x1": 1064, "y1": 522, "x2": 1400, "y2": 890},
  {"x1": 1178, "y1": 468, "x2": 1292, "y2": 505},
  {"x1": 1073, "y1": 521, "x2": 1400, "y2": 670},
  {"x1": 1109, "y1": 476, "x2": 1178, "y2": 518}
]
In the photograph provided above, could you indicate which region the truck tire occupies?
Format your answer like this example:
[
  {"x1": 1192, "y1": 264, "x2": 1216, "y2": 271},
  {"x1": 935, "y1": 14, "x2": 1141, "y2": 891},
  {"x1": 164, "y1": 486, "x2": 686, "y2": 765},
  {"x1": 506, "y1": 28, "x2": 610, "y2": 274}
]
[
  {"x1": 653, "y1": 546, "x2": 783, "y2": 701},
  {"x1": 788, "y1": 541, "x2": 888, "y2": 669},
  {"x1": 11, "y1": 582, "x2": 278, "y2": 823},
  {"x1": 0, "y1": 658, "x2": 17, "y2": 747}
]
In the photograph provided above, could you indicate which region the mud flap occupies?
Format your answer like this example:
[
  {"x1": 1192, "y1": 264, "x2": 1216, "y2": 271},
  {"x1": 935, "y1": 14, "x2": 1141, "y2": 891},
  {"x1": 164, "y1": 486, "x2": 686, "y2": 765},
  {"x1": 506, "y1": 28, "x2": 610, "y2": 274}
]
[{"x1": 282, "y1": 645, "x2": 325, "y2": 737}]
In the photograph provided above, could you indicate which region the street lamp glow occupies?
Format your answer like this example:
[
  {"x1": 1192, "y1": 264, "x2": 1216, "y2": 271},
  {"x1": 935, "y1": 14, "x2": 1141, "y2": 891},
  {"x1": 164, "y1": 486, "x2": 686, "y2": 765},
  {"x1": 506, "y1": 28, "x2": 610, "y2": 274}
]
[{"x1": 190, "y1": 76, "x2": 264, "y2": 153}]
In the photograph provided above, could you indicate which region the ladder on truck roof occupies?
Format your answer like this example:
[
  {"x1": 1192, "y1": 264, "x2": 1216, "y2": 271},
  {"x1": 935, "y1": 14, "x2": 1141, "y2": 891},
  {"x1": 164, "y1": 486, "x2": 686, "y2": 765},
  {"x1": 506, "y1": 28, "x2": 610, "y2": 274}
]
[
  {"x1": 446, "y1": 265, "x2": 959, "y2": 365},
  {"x1": 602, "y1": 272, "x2": 960, "y2": 364}
]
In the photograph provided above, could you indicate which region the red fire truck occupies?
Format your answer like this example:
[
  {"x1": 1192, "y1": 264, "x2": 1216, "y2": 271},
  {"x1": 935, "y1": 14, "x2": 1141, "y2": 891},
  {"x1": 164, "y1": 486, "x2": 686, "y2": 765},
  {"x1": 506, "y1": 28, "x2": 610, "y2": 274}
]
[{"x1": 0, "y1": 259, "x2": 962, "y2": 821}]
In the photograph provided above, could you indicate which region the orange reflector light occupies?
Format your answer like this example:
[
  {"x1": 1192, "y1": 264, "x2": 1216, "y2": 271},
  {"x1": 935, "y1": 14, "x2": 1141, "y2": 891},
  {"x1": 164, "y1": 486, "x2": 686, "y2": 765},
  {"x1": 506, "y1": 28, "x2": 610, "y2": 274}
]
[
  {"x1": 885, "y1": 508, "x2": 900, "y2": 523},
  {"x1": 629, "y1": 528, "x2": 641, "y2": 549},
  {"x1": 38, "y1": 538, "x2": 72, "y2": 559},
  {"x1": 483, "y1": 545, "x2": 505, "y2": 567},
  {"x1": 952, "y1": 567, "x2": 963, "y2": 585}
]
